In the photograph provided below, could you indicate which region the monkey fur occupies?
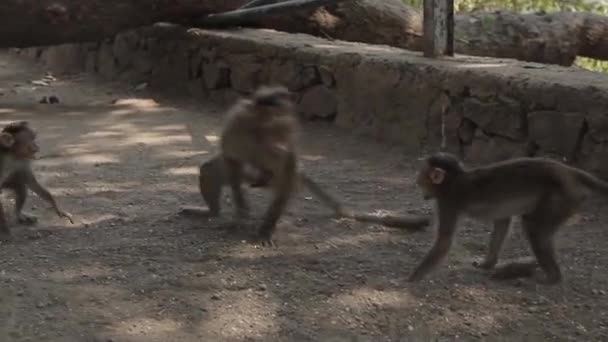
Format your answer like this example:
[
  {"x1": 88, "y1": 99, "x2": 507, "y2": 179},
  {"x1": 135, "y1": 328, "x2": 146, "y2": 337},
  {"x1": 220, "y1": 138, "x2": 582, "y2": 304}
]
[
  {"x1": 0, "y1": 121, "x2": 73, "y2": 241},
  {"x1": 218, "y1": 85, "x2": 302, "y2": 246},
  {"x1": 409, "y1": 152, "x2": 608, "y2": 284}
]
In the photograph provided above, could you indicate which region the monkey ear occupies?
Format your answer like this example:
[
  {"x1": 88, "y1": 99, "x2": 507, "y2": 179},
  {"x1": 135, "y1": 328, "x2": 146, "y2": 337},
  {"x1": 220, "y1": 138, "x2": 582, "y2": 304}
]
[
  {"x1": 0, "y1": 133, "x2": 14, "y2": 148},
  {"x1": 429, "y1": 167, "x2": 446, "y2": 185}
]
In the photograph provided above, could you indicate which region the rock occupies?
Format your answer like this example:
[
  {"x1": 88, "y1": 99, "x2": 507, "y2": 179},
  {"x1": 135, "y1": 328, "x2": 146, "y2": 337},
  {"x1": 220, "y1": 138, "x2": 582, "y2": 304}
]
[
  {"x1": 318, "y1": 65, "x2": 335, "y2": 87},
  {"x1": 113, "y1": 31, "x2": 138, "y2": 68},
  {"x1": 298, "y1": 85, "x2": 337, "y2": 120},
  {"x1": 293, "y1": 66, "x2": 319, "y2": 91},
  {"x1": 585, "y1": 109, "x2": 608, "y2": 143},
  {"x1": 465, "y1": 130, "x2": 528, "y2": 163},
  {"x1": 463, "y1": 98, "x2": 524, "y2": 139},
  {"x1": 134, "y1": 82, "x2": 148, "y2": 91},
  {"x1": 528, "y1": 111, "x2": 585, "y2": 158},
  {"x1": 98, "y1": 42, "x2": 117, "y2": 79},
  {"x1": 85, "y1": 51, "x2": 98, "y2": 74},
  {"x1": 189, "y1": 48, "x2": 204, "y2": 80},
  {"x1": 457, "y1": 118, "x2": 476, "y2": 144},
  {"x1": 228, "y1": 56, "x2": 262, "y2": 92},
  {"x1": 202, "y1": 62, "x2": 230, "y2": 90},
  {"x1": 38, "y1": 44, "x2": 86, "y2": 74},
  {"x1": 264, "y1": 60, "x2": 299, "y2": 88}
]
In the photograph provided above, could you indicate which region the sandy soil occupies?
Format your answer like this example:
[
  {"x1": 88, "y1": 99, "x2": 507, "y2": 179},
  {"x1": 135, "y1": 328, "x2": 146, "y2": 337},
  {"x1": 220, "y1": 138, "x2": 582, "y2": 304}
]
[{"x1": 0, "y1": 50, "x2": 607, "y2": 342}]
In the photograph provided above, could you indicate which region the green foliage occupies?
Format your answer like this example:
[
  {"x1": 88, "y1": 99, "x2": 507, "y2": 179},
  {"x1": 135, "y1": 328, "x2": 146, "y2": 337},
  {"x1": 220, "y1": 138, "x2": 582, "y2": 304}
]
[
  {"x1": 401, "y1": 0, "x2": 608, "y2": 13},
  {"x1": 401, "y1": 0, "x2": 608, "y2": 72}
]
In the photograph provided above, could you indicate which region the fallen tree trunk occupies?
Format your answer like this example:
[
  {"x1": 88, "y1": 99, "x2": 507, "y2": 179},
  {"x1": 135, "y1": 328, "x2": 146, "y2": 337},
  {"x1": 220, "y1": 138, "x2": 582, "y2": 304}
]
[
  {"x1": 1, "y1": 0, "x2": 608, "y2": 66},
  {"x1": 240, "y1": 0, "x2": 608, "y2": 66},
  {"x1": 0, "y1": 0, "x2": 244, "y2": 48}
]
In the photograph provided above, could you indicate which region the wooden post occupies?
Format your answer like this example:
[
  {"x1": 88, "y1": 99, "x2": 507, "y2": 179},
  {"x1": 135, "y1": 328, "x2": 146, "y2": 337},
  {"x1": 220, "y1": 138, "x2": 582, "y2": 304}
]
[{"x1": 423, "y1": 0, "x2": 454, "y2": 58}]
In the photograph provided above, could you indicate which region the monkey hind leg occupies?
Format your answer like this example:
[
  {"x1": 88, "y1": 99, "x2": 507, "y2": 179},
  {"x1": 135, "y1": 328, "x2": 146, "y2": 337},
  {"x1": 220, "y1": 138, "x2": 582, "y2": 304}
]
[
  {"x1": 11, "y1": 181, "x2": 38, "y2": 225},
  {"x1": 473, "y1": 218, "x2": 511, "y2": 270},
  {"x1": 224, "y1": 157, "x2": 250, "y2": 219},
  {"x1": 519, "y1": 195, "x2": 575, "y2": 285},
  {"x1": 198, "y1": 173, "x2": 222, "y2": 217},
  {"x1": 0, "y1": 204, "x2": 11, "y2": 242},
  {"x1": 249, "y1": 169, "x2": 274, "y2": 188},
  {"x1": 522, "y1": 222, "x2": 562, "y2": 285},
  {"x1": 253, "y1": 154, "x2": 298, "y2": 247}
]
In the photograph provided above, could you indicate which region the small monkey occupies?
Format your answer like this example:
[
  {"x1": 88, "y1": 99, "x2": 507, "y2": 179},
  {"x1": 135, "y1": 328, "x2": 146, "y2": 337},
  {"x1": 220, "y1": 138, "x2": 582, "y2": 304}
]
[
  {"x1": 408, "y1": 152, "x2": 608, "y2": 284},
  {"x1": 0, "y1": 121, "x2": 73, "y2": 241}
]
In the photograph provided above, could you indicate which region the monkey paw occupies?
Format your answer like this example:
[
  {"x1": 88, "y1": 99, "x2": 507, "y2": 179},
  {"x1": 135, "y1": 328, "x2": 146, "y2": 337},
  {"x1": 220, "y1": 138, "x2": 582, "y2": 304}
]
[
  {"x1": 17, "y1": 213, "x2": 38, "y2": 225},
  {"x1": 472, "y1": 259, "x2": 496, "y2": 270},
  {"x1": 250, "y1": 234, "x2": 277, "y2": 248},
  {"x1": 536, "y1": 274, "x2": 562, "y2": 286},
  {"x1": 407, "y1": 272, "x2": 425, "y2": 282}
]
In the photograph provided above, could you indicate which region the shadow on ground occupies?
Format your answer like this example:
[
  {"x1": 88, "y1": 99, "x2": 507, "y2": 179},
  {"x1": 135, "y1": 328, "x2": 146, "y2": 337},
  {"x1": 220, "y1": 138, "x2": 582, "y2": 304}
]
[{"x1": 0, "y1": 52, "x2": 606, "y2": 342}]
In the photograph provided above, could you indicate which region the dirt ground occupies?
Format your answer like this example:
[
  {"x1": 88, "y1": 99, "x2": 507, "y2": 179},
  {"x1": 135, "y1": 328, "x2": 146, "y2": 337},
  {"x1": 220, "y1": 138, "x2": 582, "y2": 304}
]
[{"x1": 0, "y1": 50, "x2": 607, "y2": 342}]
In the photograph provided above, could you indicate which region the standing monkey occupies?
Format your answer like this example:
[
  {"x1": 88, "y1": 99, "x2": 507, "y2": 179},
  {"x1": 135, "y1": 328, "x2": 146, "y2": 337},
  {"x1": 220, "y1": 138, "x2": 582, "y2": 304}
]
[
  {"x1": 0, "y1": 121, "x2": 73, "y2": 241},
  {"x1": 219, "y1": 85, "x2": 301, "y2": 246},
  {"x1": 409, "y1": 152, "x2": 608, "y2": 284}
]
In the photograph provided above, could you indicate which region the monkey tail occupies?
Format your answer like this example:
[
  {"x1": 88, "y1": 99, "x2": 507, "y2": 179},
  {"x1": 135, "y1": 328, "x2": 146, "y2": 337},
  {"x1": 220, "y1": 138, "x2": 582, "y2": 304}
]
[
  {"x1": 350, "y1": 213, "x2": 431, "y2": 231},
  {"x1": 574, "y1": 169, "x2": 608, "y2": 198},
  {"x1": 298, "y1": 173, "x2": 350, "y2": 217}
]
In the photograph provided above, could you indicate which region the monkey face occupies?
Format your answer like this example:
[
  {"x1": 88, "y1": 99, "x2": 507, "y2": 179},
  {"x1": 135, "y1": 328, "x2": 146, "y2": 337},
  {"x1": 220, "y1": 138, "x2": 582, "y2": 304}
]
[
  {"x1": 252, "y1": 86, "x2": 294, "y2": 116},
  {"x1": 11, "y1": 129, "x2": 39, "y2": 160}
]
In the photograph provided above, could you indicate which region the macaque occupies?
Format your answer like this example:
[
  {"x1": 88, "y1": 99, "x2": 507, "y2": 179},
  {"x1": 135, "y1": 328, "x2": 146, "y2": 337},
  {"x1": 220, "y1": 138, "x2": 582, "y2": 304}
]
[
  {"x1": 218, "y1": 85, "x2": 302, "y2": 246},
  {"x1": 186, "y1": 155, "x2": 351, "y2": 219},
  {"x1": 0, "y1": 121, "x2": 73, "y2": 241},
  {"x1": 408, "y1": 152, "x2": 608, "y2": 284}
]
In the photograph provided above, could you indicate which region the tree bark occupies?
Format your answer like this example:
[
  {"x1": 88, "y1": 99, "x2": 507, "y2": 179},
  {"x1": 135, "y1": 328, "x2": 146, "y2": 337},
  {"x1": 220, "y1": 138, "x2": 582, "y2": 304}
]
[
  {"x1": 0, "y1": 0, "x2": 243, "y2": 48},
  {"x1": 243, "y1": 0, "x2": 608, "y2": 66},
  {"x1": 1, "y1": 0, "x2": 608, "y2": 66}
]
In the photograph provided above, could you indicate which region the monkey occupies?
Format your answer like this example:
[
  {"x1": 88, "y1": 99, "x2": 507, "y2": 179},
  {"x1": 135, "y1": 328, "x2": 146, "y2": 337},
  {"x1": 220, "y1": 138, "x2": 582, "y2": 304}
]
[
  {"x1": 407, "y1": 152, "x2": 608, "y2": 285},
  {"x1": 216, "y1": 85, "x2": 302, "y2": 246},
  {"x1": 182, "y1": 154, "x2": 351, "y2": 219},
  {"x1": 181, "y1": 155, "x2": 432, "y2": 232},
  {"x1": 189, "y1": 86, "x2": 429, "y2": 244},
  {"x1": 0, "y1": 121, "x2": 73, "y2": 242}
]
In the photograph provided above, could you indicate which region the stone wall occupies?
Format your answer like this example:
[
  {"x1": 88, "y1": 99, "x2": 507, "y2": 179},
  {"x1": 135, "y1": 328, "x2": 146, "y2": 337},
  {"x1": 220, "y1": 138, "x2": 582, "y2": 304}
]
[{"x1": 13, "y1": 24, "x2": 608, "y2": 176}]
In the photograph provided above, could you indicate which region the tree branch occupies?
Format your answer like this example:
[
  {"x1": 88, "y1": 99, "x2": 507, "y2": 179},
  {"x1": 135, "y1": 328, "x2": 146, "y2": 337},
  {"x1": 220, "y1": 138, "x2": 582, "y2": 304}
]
[
  {"x1": 200, "y1": 0, "x2": 350, "y2": 27},
  {"x1": 239, "y1": 0, "x2": 286, "y2": 10}
]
